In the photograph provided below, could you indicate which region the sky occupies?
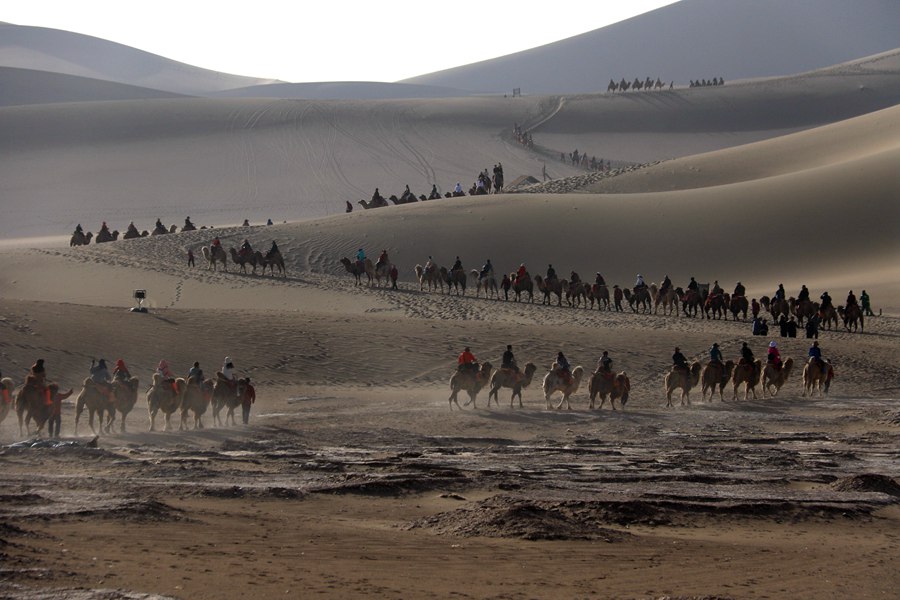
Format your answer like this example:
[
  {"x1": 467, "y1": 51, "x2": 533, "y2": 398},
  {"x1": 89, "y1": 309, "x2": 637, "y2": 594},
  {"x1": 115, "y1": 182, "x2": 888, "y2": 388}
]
[{"x1": 2, "y1": 0, "x2": 680, "y2": 82}]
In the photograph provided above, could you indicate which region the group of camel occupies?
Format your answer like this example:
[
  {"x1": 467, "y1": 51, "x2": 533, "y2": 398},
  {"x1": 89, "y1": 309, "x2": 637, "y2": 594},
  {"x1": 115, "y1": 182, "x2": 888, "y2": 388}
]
[
  {"x1": 607, "y1": 77, "x2": 673, "y2": 92},
  {"x1": 69, "y1": 222, "x2": 187, "y2": 246},
  {"x1": 760, "y1": 295, "x2": 864, "y2": 333},
  {"x1": 448, "y1": 361, "x2": 630, "y2": 412},
  {"x1": 202, "y1": 245, "x2": 287, "y2": 277},
  {"x1": 3, "y1": 371, "x2": 253, "y2": 439}
]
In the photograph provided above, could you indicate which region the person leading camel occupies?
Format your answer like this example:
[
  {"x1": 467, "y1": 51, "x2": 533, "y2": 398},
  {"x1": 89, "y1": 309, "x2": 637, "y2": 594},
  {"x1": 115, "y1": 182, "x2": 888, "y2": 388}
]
[
  {"x1": 242, "y1": 377, "x2": 256, "y2": 424},
  {"x1": 767, "y1": 341, "x2": 782, "y2": 370},
  {"x1": 501, "y1": 345, "x2": 518, "y2": 373},
  {"x1": 861, "y1": 290, "x2": 874, "y2": 316},
  {"x1": 390, "y1": 265, "x2": 398, "y2": 290}
]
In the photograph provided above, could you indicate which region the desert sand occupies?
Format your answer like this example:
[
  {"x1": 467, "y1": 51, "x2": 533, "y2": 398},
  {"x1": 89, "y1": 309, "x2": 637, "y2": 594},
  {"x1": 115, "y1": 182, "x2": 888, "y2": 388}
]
[{"x1": 1, "y1": 18, "x2": 899, "y2": 600}]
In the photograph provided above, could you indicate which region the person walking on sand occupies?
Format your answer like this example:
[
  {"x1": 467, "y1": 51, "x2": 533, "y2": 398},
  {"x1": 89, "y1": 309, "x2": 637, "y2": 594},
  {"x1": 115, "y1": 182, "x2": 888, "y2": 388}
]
[
  {"x1": 861, "y1": 290, "x2": 874, "y2": 316},
  {"x1": 187, "y1": 248, "x2": 195, "y2": 268},
  {"x1": 242, "y1": 377, "x2": 256, "y2": 424},
  {"x1": 542, "y1": 163, "x2": 548, "y2": 181}
]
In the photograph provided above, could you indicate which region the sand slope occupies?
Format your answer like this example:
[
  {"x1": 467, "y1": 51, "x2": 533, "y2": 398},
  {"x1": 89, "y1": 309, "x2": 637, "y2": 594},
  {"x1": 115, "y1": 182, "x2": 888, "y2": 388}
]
[
  {"x1": 210, "y1": 81, "x2": 476, "y2": 100},
  {"x1": 0, "y1": 66, "x2": 186, "y2": 106}
]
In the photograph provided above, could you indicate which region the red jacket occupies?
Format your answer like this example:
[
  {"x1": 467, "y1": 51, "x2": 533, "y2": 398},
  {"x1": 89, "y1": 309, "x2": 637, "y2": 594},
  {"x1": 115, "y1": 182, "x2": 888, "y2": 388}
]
[
  {"x1": 458, "y1": 351, "x2": 476, "y2": 365},
  {"x1": 242, "y1": 384, "x2": 256, "y2": 407}
]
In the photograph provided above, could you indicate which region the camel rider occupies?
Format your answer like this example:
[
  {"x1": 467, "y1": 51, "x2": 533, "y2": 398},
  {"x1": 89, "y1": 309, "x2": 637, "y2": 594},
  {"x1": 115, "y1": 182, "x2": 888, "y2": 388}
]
[
  {"x1": 556, "y1": 352, "x2": 571, "y2": 382},
  {"x1": 356, "y1": 248, "x2": 366, "y2": 263},
  {"x1": 457, "y1": 347, "x2": 477, "y2": 374},
  {"x1": 808, "y1": 341, "x2": 826, "y2": 375},
  {"x1": 425, "y1": 256, "x2": 435, "y2": 273},
  {"x1": 798, "y1": 285, "x2": 810, "y2": 303},
  {"x1": 90, "y1": 359, "x2": 113, "y2": 398},
  {"x1": 376, "y1": 249, "x2": 388, "y2": 269},
  {"x1": 516, "y1": 264, "x2": 527, "y2": 285},
  {"x1": 501, "y1": 345, "x2": 518, "y2": 373},
  {"x1": 211, "y1": 237, "x2": 221, "y2": 253},
  {"x1": 454, "y1": 182, "x2": 463, "y2": 195},
  {"x1": 820, "y1": 291, "x2": 833, "y2": 310},
  {"x1": 709, "y1": 343, "x2": 723, "y2": 365},
  {"x1": 155, "y1": 218, "x2": 164, "y2": 231},
  {"x1": 269, "y1": 240, "x2": 280, "y2": 257},
  {"x1": 846, "y1": 290, "x2": 858, "y2": 307},
  {"x1": 127, "y1": 221, "x2": 138, "y2": 234},
  {"x1": 767, "y1": 341, "x2": 782, "y2": 369},
  {"x1": 185, "y1": 216, "x2": 194, "y2": 229},
  {"x1": 740, "y1": 342, "x2": 754, "y2": 366},
  {"x1": 546, "y1": 265, "x2": 557, "y2": 281},
  {"x1": 113, "y1": 359, "x2": 130, "y2": 382},
  {"x1": 861, "y1": 290, "x2": 873, "y2": 316},
  {"x1": 240, "y1": 239, "x2": 252, "y2": 256},
  {"x1": 635, "y1": 274, "x2": 646, "y2": 290},
  {"x1": 430, "y1": 184, "x2": 439, "y2": 199},
  {"x1": 221, "y1": 357, "x2": 239, "y2": 396},
  {"x1": 452, "y1": 256, "x2": 463, "y2": 273},
  {"x1": 712, "y1": 280, "x2": 722, "y2": 296},
  {"x1": 100, "y1": 221, "x2": 109, "y2": 234},
  {"x1": 672, "y1": 347, "x2": 688, "y2": 372},
  {"x1": 734, "y1": 282, "x2": 746, "y2": 297},
  {"x1": 599, "y1": 351, "x2": 613, "y2": 373},
  {"x1": 775, "y1": 284, "x2": 786, "y2": 301},
  {"x1": 687, "y1": 277, "x2": 699, "y2": 293},
  {"x1": 595, "y1": 272, "x2": 606, "y2": 287},
  {"x1": 660, "y1": 275, "x2": 672, "y2": 293},
  {"x1": 480, "y1": 259, "x2": 492, "y2": 280},
  {"x1": 372, "y1": 188, "x2": 383, "y2": 203},
  {"x1": 75, "y1": 224, "x2": 83, "y2": 235},
  {"x1": 157, "y1": 360, "x2": 174, "y2": 379},
  {"x1": 187, "y1": 361, "x2": 203, "y2": 385},
  {"x1": 570, "y1": 271, "x2": 581, "y2": 285}
]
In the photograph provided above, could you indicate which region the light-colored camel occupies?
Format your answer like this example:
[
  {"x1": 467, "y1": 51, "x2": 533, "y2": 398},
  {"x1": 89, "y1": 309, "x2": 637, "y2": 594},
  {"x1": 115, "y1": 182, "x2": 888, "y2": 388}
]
[
  {"x1": 364, "y1": 257, "x2": 390, "y2": 288},
  {"x1": 181, "y1": 377, "x2": 214, "y2": 430},
  {"x1": 414, "y1": 263, "x2": 443, "y2": 292},
  {"x1": 110, "y1": 376, "x2": 140, "y2": 432},
  {"x1": 440, "y1": 267, "x2": 467, "y2": 295},
  {"x1": 542, "y1": 364, "x2": 585, "y2": 410},
  {"x1": 700, "y1": 360, "x2": 735, "y2": 402},
  {"x1": 212, "y1": 375, "x2": 248, "y2": 426},
  {"x1": 448, "y1": 362, "x2": 493, "y2": 409},
  {"x1": 16, "y1": 381, "x2": 73, "y2": 437},
  {"x1": 588, "y1": 369, "x2": 630, "y2": 410},
  {"x1": 70, "y1": 231, "x2": 93, "y2": 246},
  {"x1": 75, "y1": 378, "x2": 116, "y2": 435},
  {"x1": 762, "y1": 357, "x2": 794, "y2": 397},
  {"x1": 802, "y1": 358, "x2": 834, "y2": 397},
  {"x1": 652, "y1": 284, "x2": 678, "y2": 316},
  {"x1": 731, "y1": 359, "x2": 763, "y2": 400},
  {"x1": 508, "y1": 272, "x2": 533, "y2": 302},
  {"x1": 487, "y1": 362, "x2": 537, "y2": 408},
  {"x1": 340, "y1": 257, "x2": 371, "y2": 286},
  {"x1": 819, "y1": 305, "x2": 840, "y2": 330},
  {"x1": 201, "y1": 245, "x2": 228, "y2": 271},
  {"x1": 470, "y1": 269, "x2": 499, "y2": 299},
  {"x1": 0, "y1": 377, "x2": 15, "y2": 426},
  {"x1": 147, "y1": 373, "x2": 185, "y2": 431},
  {"x1": 534, "y1": 275, "x2": 563, "y2": 306},
  {"x1": 664, "y1": 361, "x2": 702, "y2": 407}
]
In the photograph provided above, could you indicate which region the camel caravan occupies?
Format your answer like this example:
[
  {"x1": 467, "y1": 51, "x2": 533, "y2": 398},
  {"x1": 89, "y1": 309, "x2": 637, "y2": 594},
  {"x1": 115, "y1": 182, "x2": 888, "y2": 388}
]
[
  {"x1": 201, "y1": 238, "x2": 287, "y2": 277},
  {"x1": 354, "y1": 166, "x2": 505, "y2": 211},
  {"x1": 69, "y1": 217, "x2": 201, "y2": 246},
  {"x1": 607, "y1": 76, "x2": 673, "y2": 92}
]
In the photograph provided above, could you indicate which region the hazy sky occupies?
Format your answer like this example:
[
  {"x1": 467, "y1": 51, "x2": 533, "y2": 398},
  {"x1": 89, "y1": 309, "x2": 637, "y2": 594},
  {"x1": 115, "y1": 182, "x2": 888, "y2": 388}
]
[{"x1": 3, "y1": 0, "x2": 679, "y2": 82}]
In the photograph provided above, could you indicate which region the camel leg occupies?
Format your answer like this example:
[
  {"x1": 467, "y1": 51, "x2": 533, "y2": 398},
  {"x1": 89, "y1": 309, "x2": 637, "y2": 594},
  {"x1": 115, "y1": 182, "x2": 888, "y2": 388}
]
[
  {"x1": 448, "y1": 389, "x2": 461, "y2": 410},
  {"x1": 164, "y1": 412, "x2": 172, "y2": 432},
  {"x1": 120, "y1": 414, "x2": 127, "y2": 433},
  {"x1": 149, "y1": 409, "x2": 157, "y2": 432},
  {"x1": 180, "y1": 409, "x2": 188, "y2": 431}
]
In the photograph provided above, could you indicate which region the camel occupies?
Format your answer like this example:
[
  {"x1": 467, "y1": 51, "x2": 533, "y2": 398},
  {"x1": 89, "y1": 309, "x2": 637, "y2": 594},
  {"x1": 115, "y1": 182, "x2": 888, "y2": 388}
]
[
  {"x1": 470, "y1": 269, "x2": 499, "y2": 299},
  {"x1": 0, "y1": 377, "x2": 15, "y2": 426},
  {"x1": 74, "y1": 378, "x2": 116, "y2": 435},
  {"x1": 565, "y1": 280, "x2": 588, "y2": 308},
  {"x1": 448, "y1": 362, "x2": 493, "y2": 409},
  {"x1": 201, "y1": 245, "x2": 228, "y2": 271},
  {"x1": 414, "y1": 263, "x2": 443, "y2": 292},
  {"x1": 151, "y1": 224, "x2": 172, "y2": 236},
  {"x1": 624, "y1": 287, "x2": 652, "y2": 313},
  {"x1": 731, "y1": 359, "x2": 763, "y2": 401},
  {"x1": 229, "y1": 247, "x2": 259, "y2": 274},
  {"x1": 607, "y1": 79, "x2": 618, "y2": 93},
  {"x1": 262, "y1": 249, "x2": 287, "y2": 277},
  {"x1": 769, "y1": 297, "x2": 790, "y2": 321},
  {"x1": 358, "y1": 198, "x2": 387, "y2": 210},
  {"x1": 762, "y1": 358, "x2": 794, "y2": 397},
  {"x1": 729, "y1": 295, "x2": 749, "y2": 321},
  {"x1": 839, "y1": 305, "x2": 864, "y2": 333},
  {"x1": 588, "y1": 369, "x2": 630, "y2": 410},
  {"x1": 440, "y1": 267, "x2": 467, "y2": 295},
  {"x1": 664, "y1": 361, "x2": 702, "y2": 407},
  {"x1": 95, "y1": 229, "x2": 119, "y2": 243},
  {"x1": 652, "y1": 284, "x2": 678, "y2": 316},
  {"x1": 791, "y1": 298, "x2": 817, "y2": 325},
  {"x1": 534, "y1": 275, "x2": 563, "y2": 306},
  {"x1": 109, "y1": 376, "x2": 140, "y2": 432},
  {"x1": 803, "y1": 358, "x2": 834, "y2": 397},
  {"x1": 700, "y1": 360, "x2": 735, "y2": 402},
  {"x1": 588, "y1": 284, "x2": 610, "y2": 311},
  {"x1": 70, "y1": 231, "x2": 93, "y2": 246},
  {"x1": 212, "y1": 375, "x2": 248, "y2": 426},
  {"x1": 704, "y1": 293, "x2": 727, "y2": 320},
  {"x1": 181, "y1": 222, "x2": 197, "y2": 232},
  {"x1": 16, "y1": 381, "x2": 73, "y2": 437},
  {"x1": 487, "y1": 362, "x2": 537, "y2": 408},
  {"x1": 819, "y1": 305, "x2": 840, "y2": 330},
  {"x1": 147, "y1": 373, "x2": 186, "y2": 431},
  {"x1": 122, "y1": 227, "x2": 142, "y2": 240},
  {"x1": 680, "y1": 288, "x2": 704, "y2": 317},
  {"x1": 181, "y1": 377, "x2": 214, "y2": 430},
  {"x1": 542, "y1": 364, "x2": 584, "y2": 410},
  {"x1": 340, "y1": 257, "x2": 371, "y2": 286}
]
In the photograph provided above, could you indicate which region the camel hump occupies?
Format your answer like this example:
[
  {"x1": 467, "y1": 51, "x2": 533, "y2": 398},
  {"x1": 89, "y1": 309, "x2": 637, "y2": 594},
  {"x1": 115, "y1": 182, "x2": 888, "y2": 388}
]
[{"x1": 152, "y1": 372, "x2": 163, "y2": 386}]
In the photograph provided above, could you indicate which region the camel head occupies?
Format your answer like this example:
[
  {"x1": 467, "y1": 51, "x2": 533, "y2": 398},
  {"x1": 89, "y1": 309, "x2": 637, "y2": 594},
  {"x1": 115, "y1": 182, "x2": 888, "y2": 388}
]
[
  {"x1": 56, "y1": 386, "x2": 74, "y2": 401},
  {"x1": 689, "y1": 361, "x2": 702, "y2": 385}
]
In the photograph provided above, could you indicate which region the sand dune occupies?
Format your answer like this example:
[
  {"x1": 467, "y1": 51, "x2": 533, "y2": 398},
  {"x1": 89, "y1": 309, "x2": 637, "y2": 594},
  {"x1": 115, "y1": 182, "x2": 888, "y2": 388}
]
[
  {"x1": 210, "y1": 81, "x2": 476, "y2": 100},
  {"x1": 402, "y1": 0, "x2": 900, "y2": 93},
  {"x1": 0, "y1": 66, "x2": 186, "y2": 106}
]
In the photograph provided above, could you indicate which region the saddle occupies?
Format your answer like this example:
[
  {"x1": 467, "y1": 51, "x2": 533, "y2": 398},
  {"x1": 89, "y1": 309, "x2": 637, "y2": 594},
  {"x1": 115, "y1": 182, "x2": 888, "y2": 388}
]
[{"x1": 598, "y1": 368, "x2": 614, "y2": 381}]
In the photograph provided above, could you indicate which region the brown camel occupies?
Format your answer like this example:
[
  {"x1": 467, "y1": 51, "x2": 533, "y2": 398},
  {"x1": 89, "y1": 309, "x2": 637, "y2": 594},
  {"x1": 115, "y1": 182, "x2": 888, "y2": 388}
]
[
  {"x1": 181, "y1": 377, "x2": 214, "y2": 430},
  {"x1": 588, "y1": 284, "x2": 611, "y2": 310},
  {"x1": 565, "y1": 280, "x2": 588, "y2": 308},
  {"x1": 664, "y1": 361, "x2": 702, "y2": 407},
  {"x1": 201, "y1": 245, "x2": 228, "y2": 271},
  {"x1": 470, "y1": 269, "x2": 499, "y2": 299},
  {"x1": 212, "y1": 375, "x2": 248, "y2": 426},
  {"x1": 542, "y1": 364, "x2": 584, "y2": 410},
  {"x1": 588, "y1": 369, "x2": 630, "y2": 410},
  {"x1": 70, "y1": 231, "x2": 93, "y2": 246},
  {"x1": 680, "y1": 288, "x2": 704, "y2": 317},
  {"x1": 74, "y1": 378, "x2": 116, "y2": 435},
  {"x1": 700, "y1": 360, "x2": 735, "y2": 402},
  {"x1": 731, "y1": 359, "x2": 763, "y2": 401},
  {"x1": 534, "y1": 275, "x2": 563, "y2": 306},
  {"x1": 653, "y1": 284, "x2": 678, "y2": 316},
  {"x1": 803, "y1": 358, "x2": 834, "y2": 397},
  {"x1": 625, "y1": 287, "x2": 652, "y2": 313},
  {"x1": 448, "y1": 362, "x2": 493, "y2": 409},
  {"x1": 262, "y1": 249, "x2": 287, "y2": 277},
  {"x1": 414, "y1": 263, "x2": 443, "y2": 292},
  {"x1": 340, "y1": 257, "x2": 371, "y2": 286},
  {"x1": 839, "y1": 305, "x2": 864, "y2": 333},
  {"x1": 762, "y1": 358, "x2": 794, "y2": 397},
  {"x1": 508, "y1": 272, "x2": 533, "y2": 303},
  {"x1": 122, "y1": 228, "x2": 142, "y2": 240},
  {"x1": 819, "y1": 305, "x2": 840, "y2": 330},
  {"x1": 95, "y1": 229, "x2": 119, "y2": 243},
  {"x1": 0, "y1": 377, "x2": 14, "y2": 426},
  {"x1": 791, "y1": 298, "x2": 816, "y2": 325},
  {"x1": 487, "y1": 362, "x2": 537, "y2": 408},
  {"x1": 147, "y1": 373, "x2": 185, "y2": 431},
  {"x1": 769, "y1": 297, "x2": 789, "y2": 321},
  {"x1": 229, "y1": 247, "x2": 259, "y2": 274},
  {"x1": 440, "y1": 267, "x2": 467, "y2": 295},
  {"x1": 704, "y1": 293, "x2": 727, "y2": 320},
  {"x1": 729, "y1": 295, "x2": 749, "y2": 321},
  {"x1": 17, "y1": 381, "x2": 72, "y2": 437}
]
